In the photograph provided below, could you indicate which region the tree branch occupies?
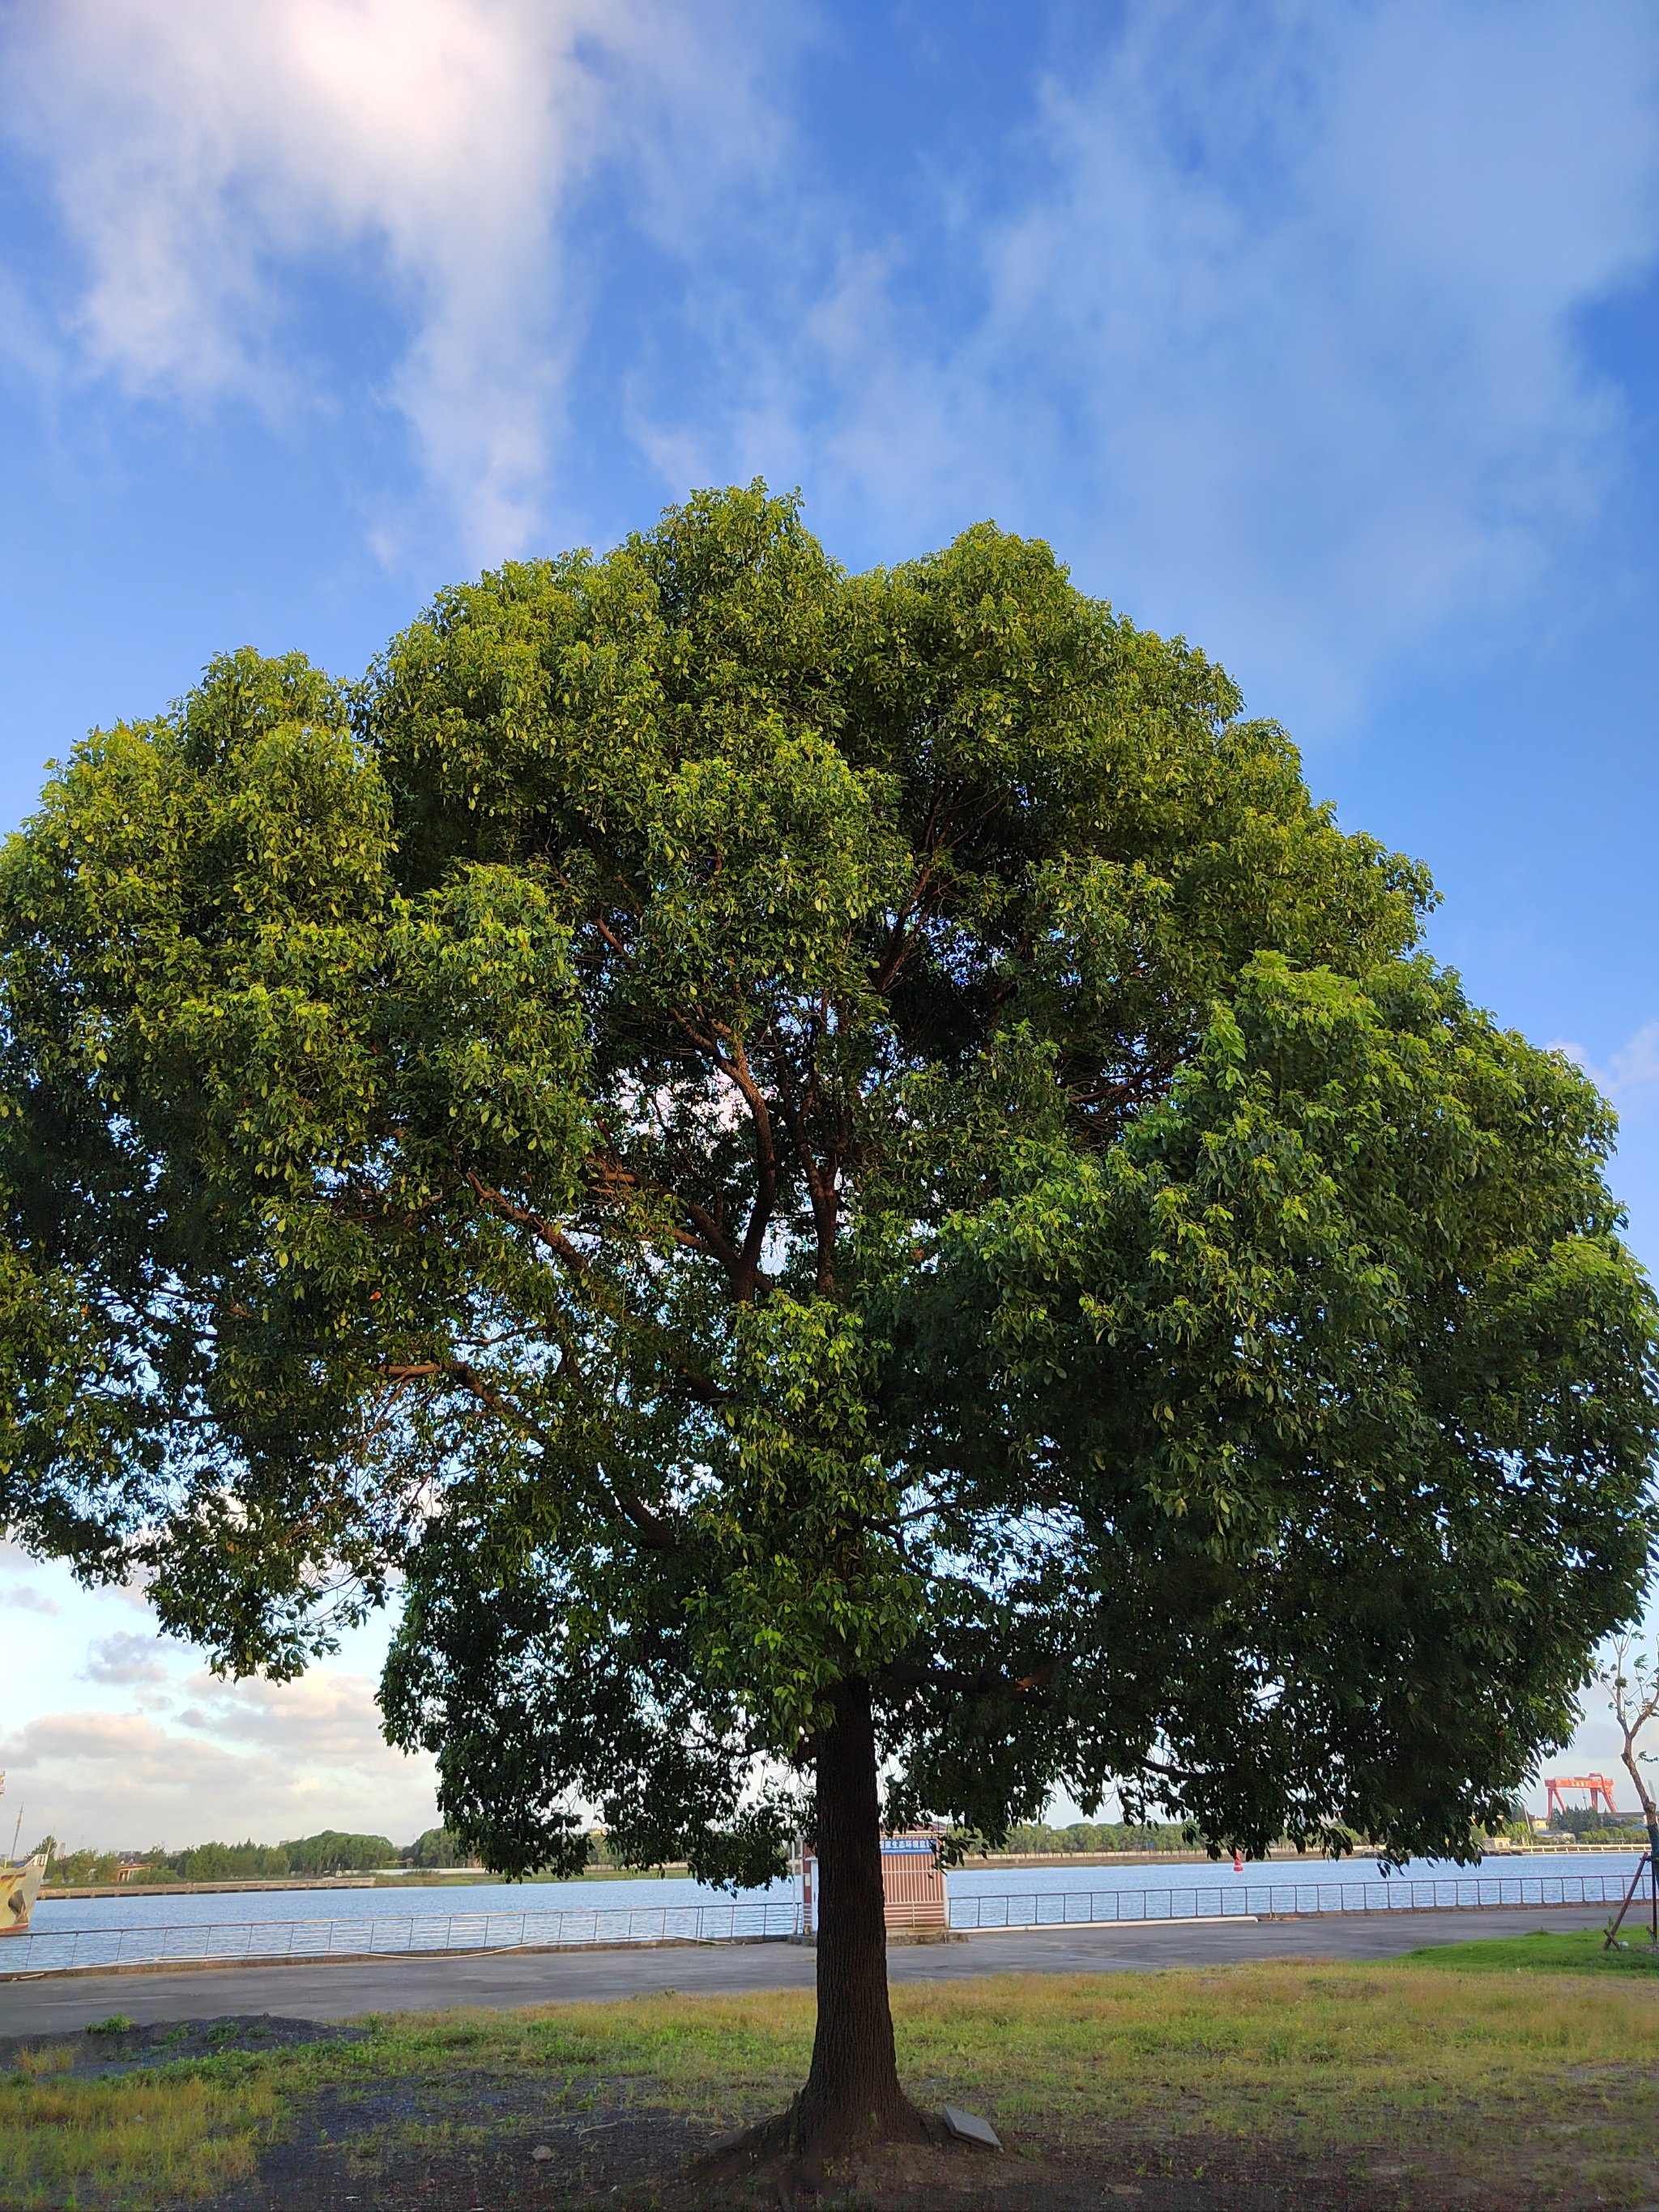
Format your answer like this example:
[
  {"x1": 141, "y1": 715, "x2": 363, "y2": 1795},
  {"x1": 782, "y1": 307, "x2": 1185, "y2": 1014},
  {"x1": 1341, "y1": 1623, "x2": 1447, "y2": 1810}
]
[
  {"x1": 585, "y1": 1152, "x2": 748, "y2": 1281},
  {"x1": 378, "y1": 1357, "x2": 680, "y2": 1553},
  {"x1": 720, "y1": 1031, "x2": 779, "y2": 1301},
  {"x1": 768, "y1": 1059, "x2": 838, "y2": 1294},
  {"x1": 462, "y1": 1172, "x2": 592, "y2": 1280}
]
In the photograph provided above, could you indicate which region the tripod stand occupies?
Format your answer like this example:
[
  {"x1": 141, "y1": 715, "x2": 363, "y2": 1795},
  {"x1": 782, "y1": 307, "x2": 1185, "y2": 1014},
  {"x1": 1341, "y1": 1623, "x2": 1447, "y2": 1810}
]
[{"x1": 1601, "y1": 1841, "x2": 1658, "y2": 1950}]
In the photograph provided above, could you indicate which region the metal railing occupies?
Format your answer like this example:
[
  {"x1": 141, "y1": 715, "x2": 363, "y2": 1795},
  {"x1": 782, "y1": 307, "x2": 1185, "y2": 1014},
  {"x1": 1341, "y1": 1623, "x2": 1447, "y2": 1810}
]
[
  {"x1": 1, "y1": 1898, "x2": 804, "y2": 1976},
  {"x1": 951, "y1": 1869, "x2": 1637, "y2": 1929},
  {"x1": 2, "y1": 1867, "x2": 1638, "y2": 1977}
]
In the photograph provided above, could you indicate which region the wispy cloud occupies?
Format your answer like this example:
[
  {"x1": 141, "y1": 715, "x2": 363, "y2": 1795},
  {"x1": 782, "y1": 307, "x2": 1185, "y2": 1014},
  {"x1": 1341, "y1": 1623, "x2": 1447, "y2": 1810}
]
[
  {"x1": 0, "y1": 1580, "x2": 60, "y2": 1616},
  {"x1": 0, "y1": 0, "x2": 787, "y2": 563},
  {"x1": 3, "y1": 0, "x2": 1657, "y2": 722},
  {"x1": 612, "y1": 1, "x2": 1659, "y2": 727},
  {"x1": 800, "y1": 0, "x2": 1659, "y2": 721},
  {"x1": 1007, "y1": 2, "x2": 1654, "y2": 707},
  {"x1": 81, "y1": 1630, "x2": 173, "y2": 1686},
  {"x1": 1557, "y1": 1021, "x2": 1659, "y2": 1119}
]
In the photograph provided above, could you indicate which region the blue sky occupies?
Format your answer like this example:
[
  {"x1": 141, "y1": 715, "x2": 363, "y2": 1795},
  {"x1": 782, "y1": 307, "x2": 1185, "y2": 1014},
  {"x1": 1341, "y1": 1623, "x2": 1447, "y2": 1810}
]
[{"x1": 2, "y1": 0, "x2": 1657, "y2": 1849}]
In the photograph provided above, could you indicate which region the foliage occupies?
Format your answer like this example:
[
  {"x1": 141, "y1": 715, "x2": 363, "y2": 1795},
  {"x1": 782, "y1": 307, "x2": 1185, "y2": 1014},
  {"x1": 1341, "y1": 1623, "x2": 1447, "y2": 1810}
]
[
  {"x1": 0, "y1": 484, "x2": 1653, "y2": 1937},
  {"x1": 173, "y1": 1840, "x2": 292, "y2": 1882},
  {"x1": 1545, "y1": 1807, "x2": 1649, "y2": 1843},
  {"x1": 407, "y1": 1826, "x2": 476, "y2": 1869},
  {"x1": 279, "y1": 1831, "x2": 395, "y2": 1875},
  {"x1": 996, "y1": 1820, "x2": 1192, "y2": 1855},
  {"x1": 40, "y1": 1848, "x2": 120, "y2": 1888},
  {"x1": 41, "y1": 1834, "x2": 400, "y2": 1884}
]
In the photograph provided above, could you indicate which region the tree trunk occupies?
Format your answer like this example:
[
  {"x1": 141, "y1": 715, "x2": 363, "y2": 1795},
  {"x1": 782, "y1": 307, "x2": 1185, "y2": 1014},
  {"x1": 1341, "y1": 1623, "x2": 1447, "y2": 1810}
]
[
  {"x1": 791, "y1": 1677, "x2": 923, "y2": 2156},
  {"x1": 1618, "y1": 1742, "x2": 1659, "y2": 1944}
]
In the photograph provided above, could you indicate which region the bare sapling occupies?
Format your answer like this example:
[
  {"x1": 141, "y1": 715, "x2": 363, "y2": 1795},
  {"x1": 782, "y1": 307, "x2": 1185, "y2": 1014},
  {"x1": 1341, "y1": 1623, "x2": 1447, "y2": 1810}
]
[{"x1": 1601, "y1": 1634, "x2": 1659, "y2": 1946}]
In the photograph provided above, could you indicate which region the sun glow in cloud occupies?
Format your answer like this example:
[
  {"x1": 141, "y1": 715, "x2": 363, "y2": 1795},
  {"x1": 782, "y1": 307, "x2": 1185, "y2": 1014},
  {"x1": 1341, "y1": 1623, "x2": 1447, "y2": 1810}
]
[
  {"x1": 4, "y1": 0, "x2": 1653, "y2": 716},
  {"x1": 1, "y1": 0, "x2": 783, "y2": 563}
]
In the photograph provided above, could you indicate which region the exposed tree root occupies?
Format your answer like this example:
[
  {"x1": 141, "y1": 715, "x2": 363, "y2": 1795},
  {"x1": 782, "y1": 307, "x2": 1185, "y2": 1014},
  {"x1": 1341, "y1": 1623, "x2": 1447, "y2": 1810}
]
[{"x1": 684, "y1": 2095, "x2": 940, "y2": 2204}]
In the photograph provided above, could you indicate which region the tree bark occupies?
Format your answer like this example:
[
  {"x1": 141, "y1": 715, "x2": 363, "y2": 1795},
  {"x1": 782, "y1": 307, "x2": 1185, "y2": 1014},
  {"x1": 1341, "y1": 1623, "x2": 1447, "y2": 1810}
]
[
  {"x1": 791, "y1": 1677, "x2": 922, "y2": 2155},
  {"x1": 1618, "y1": 1740, "x2": 1659, "y2": 1945}
]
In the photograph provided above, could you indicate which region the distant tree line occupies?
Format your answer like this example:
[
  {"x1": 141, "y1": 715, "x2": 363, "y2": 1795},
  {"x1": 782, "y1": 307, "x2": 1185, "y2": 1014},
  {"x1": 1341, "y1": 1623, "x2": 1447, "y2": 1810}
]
[
  {"x1": 992, "y1": 1822, "x2": 1197, "y2": 1856},
  {"x1": 1545, "y1": 1808, "x2": 1651, "y2": 1844},
  {"x1": 992, "y1": 1815, "x2": 1546, "y2": 1856},
  {"x1": 34, "y1": 1826, "x2": 478, "y2": 1886}
]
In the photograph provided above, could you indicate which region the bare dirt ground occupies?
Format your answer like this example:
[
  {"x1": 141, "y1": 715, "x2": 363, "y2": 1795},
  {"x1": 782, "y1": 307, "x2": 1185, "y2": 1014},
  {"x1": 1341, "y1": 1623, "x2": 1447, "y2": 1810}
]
[
  {"x1": 0, "y1": 2014, "x2": 1430, "y2": 2209},
  {"x1": 186, "y1": 2091, "x2": 1416, "y2": 2212}
]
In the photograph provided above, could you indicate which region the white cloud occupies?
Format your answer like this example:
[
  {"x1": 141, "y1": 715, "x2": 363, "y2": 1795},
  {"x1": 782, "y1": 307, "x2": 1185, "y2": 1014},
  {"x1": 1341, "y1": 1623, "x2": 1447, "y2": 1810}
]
[
  {"x1": 81, "y1": 1630, "x2": 173, "y2": 1686},
  {"x1": 0, "y1": 1673, "x2": 437, "y2": 1850},
  {"x1": 0, "y1": 1539, "x2": 65, "y2": 1615},
  {"x1": 8, "y1": 0, "x2": 1653, "y2": 722},
  {"x1": 640, "y1": 0, "x2": 1659, "y2": 727},
  {"x1": 1556, "y1": 1021, "x2": 1659, "y2": 1119},
  {"x1": 937, "y1": 0, "x2": 1658, "y2": 718},
  {"x1": 176, "y1": 1667, "x2": 401, "y2": 1764},
  {"x1": 0, "y1": 1580, "x2": 60, "y2": 1615},
  {"x1": 1, "y1": 1548, "x2": 434, "y2": 1846},
  {"x1": 0, "y1": 0, "x2": 785, "y2": 563}
]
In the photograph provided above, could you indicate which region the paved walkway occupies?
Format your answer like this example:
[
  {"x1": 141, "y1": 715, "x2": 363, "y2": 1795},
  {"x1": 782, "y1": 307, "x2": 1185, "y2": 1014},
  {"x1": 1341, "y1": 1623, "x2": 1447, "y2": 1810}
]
[{"x1": 0, "y1": 1904, "x2": 1612, "y2": 2036}]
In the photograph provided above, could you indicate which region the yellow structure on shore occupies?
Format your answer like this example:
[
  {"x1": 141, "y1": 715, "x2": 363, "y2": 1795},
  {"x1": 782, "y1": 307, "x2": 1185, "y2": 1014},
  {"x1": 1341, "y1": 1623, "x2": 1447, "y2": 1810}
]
[{"x1": 0, "y1": 1770, "x2": 45, "y2": 1934}]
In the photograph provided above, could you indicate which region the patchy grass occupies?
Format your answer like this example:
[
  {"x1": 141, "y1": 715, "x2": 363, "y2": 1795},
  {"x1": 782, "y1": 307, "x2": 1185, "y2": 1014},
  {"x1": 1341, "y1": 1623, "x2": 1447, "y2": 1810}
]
[
  {"x1": 0, "y1": 2066, "x2": 275, "y2": 2210},
  {"x1": 1401, "y1": 1926, "x2": 1659, "y2": 1977},
  {"x1": 0, "y1": 1961, "x2": 1655, "y2": 2207},
  {"x1": 11, "y1": 2044, "x2": 75, "y2": 2082}
]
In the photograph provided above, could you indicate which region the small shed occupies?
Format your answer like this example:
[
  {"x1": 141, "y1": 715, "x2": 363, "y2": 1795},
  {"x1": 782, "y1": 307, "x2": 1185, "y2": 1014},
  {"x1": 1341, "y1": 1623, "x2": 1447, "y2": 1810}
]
[
  {"x1": 800, "y1": 1830, "x2": 947, "y2": 1934},
  {"x1": 879, "y1": 1833, "x2": 948, "y2": 1930}
]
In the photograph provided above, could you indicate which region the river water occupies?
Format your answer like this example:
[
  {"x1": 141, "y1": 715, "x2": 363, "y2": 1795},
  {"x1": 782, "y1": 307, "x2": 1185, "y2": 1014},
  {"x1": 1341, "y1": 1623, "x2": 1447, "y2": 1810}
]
[{"x1": 24, "y1": 1848, "x2": 1644, "y2": 1934}]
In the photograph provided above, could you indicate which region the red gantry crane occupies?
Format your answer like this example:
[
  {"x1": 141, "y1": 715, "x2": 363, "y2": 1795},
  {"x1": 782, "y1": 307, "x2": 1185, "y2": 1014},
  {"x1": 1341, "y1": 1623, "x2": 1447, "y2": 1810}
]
[{"x1": 1543, "y1": 1773, "x2": 1618, "y2": 1820}]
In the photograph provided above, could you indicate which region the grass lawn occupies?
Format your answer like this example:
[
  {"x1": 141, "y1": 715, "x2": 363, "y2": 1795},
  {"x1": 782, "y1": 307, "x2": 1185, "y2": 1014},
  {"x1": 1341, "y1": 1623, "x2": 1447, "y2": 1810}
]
[
  {"x1": 1402, "y1": 1926, "x2": 1659, "y2": 1977},
  {"x1": 2, "y1": 1947, "x2": 1657, "y2": 2208}
]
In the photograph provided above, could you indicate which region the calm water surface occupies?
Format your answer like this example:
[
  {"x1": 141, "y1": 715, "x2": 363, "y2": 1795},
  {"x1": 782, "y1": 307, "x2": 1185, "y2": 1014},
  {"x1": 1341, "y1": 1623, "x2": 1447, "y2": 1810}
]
[{"x1": 28, "y1": 1849, "x2": 1642, "y2": 1933}]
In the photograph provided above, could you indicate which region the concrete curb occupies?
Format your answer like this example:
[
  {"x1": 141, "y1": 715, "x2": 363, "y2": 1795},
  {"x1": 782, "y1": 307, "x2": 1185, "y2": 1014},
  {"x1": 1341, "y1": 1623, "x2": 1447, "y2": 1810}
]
[{"x1": 0, "y1": 1932, "x2": 794, "y2": 1984}]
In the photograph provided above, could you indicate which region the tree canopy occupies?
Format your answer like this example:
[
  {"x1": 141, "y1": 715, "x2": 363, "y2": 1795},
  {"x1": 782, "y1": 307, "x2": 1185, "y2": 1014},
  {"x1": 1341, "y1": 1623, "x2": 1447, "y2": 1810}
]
[{"x1": 2, "y1": 485, "x2": 1653, "y2": 2149}]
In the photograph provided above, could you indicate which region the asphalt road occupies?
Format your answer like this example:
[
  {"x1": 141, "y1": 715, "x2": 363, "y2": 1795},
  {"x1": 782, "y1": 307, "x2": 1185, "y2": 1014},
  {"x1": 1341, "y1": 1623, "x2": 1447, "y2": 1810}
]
[{"x1": 0, "y1": 1905, "x2": 1616, "y2": 2036}]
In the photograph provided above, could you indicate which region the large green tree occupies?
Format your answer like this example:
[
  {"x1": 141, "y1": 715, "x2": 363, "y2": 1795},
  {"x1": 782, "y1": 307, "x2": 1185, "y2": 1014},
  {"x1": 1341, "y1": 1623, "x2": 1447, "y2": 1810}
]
[{"x1": 2, "y1": 488, "x2": 1654, "y2": 2155}]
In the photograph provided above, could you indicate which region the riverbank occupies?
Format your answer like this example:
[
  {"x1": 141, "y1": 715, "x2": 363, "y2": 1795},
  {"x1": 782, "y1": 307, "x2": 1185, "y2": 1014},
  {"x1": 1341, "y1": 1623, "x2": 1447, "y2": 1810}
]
[{"x1": 40, "y1": 1865, "x2": 689, "y2": 1901}]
